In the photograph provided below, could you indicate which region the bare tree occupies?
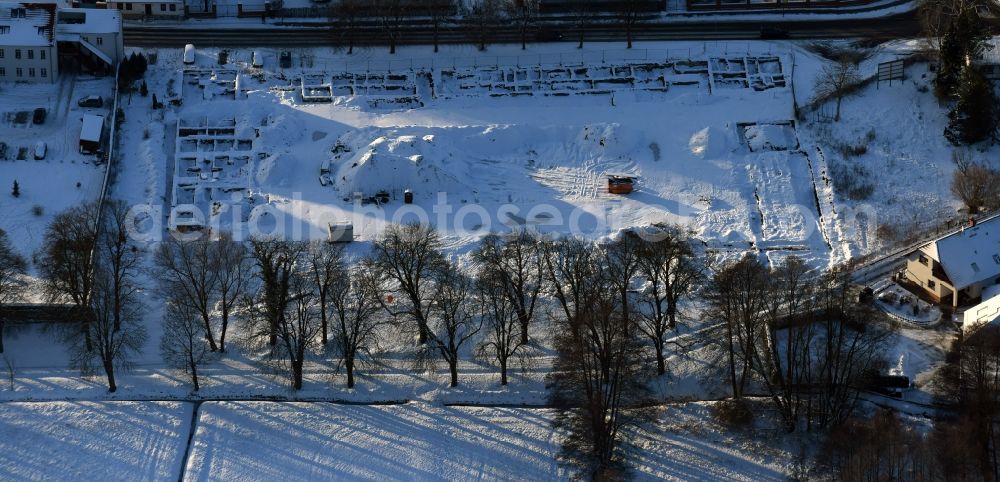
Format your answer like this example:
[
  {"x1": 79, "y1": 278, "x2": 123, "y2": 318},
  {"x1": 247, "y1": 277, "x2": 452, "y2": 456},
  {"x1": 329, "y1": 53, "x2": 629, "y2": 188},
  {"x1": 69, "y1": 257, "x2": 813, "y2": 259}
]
[
  {"x1": 160, "y1": 302, "x2": 211, "y2": 391},
  {"x1": 505, "y1": 0, "x2": 539, "y2": 50},
  {"x1": 476, "y1": 270, "x2": 527, "y2": 385},
  {"x1": 154, "y1": 235, "x2": 219, "y2": 351},
  {"x1": 466, "y1": 0, "x2": 502, "y2": 51},
  {"x1": 951, "y1": 152, "x2": 1000, "y2": 215},
  {"x1": 427, "y1": 262, "x2": 481, "y2": 387},
  {"x1": 635, "y1": 225, "x2": 704, "y2": 375},
  {"x1": 570, "y1": 0, "x2": 597, "y2": 49},
  {"x1": 703, "y1": 254, "x2": 769, "y2": 400},
  {"x1": 548, "y1": 239, "x2": 651, "y2": 478},
  {"x1": 308, "y1": 240, "x2": 345, "y2": 345},
  {"x1": 244, "y1": 269, "x2": 321, "y2": 390},
  {"x1": 429, "y1": 0, "x2": 453, "y2": 53},
  {"x1": 813, "y1": 55, "x2": 861, "y2": 122},
  {"x1": 213, "y1": 232, "x2": 250, "y2": 353},
  {"x1": 37, "y1": 201, "x2": 99, "y2": 351},
  {"x1": 543, "y1": 236, "x2": 604, "y2": 331},
  {"x1": 0, "y1": 229, "x2": 27, "y2": 354},
  {"x1": 376, "y1": 0, "x2": 405, "y2": 54},
  {"x1": 472, "y1": 232, "x2": 542, "y2": 344},
  {"x1": 335, "y1": 0, "x2": 363, "y2": 55},
  {"x1": 101, "y1": 200, "x2": 142, "y2": 332},
  {"x1": 250, "y1": 237, "x2": 309, "y2": 347},
  {"x1": 619, "y1": 0, "x2": 642, "y2": 49},
  {"x1": 329, "y1": 260, "x2": 385, "y2": 388},
  {"x1": 69, "y1": 211, "x2": 147, "y2": 393},
  {"x1": 370, "y1": 223, "x2": 446, "y2": 345}
]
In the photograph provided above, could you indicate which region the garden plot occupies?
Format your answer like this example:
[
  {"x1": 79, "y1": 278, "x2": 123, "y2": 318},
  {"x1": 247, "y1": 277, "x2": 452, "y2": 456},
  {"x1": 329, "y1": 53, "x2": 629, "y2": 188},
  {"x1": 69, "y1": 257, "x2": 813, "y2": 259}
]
[
  {"x1": 182, "y1": 69, "x2": 240, "y2": 102},
  {"x1": 300, "y1": 73, "x2": 332, "y2": 102},
  {"x1": 746, "y1": 150, "x2": 825, "y2": 251},
  {"x1": 170, "y1": 115, "x2": 261, "y2": 231},
  {"x1": 741, "y1": 122, "x2": 799, "y2": 152},
  {"x1": 0, "y1": 401, "x2": 192, "y2": 482},
  {"x1": 709, "y1": 56, "x2": 786, "y2": 91},
  {"x1": 329, "y1": 72, "x2": 424, "y2": 109},
  {"x1": 436, "y1": 55, "x2": 783, "y2": 99}
]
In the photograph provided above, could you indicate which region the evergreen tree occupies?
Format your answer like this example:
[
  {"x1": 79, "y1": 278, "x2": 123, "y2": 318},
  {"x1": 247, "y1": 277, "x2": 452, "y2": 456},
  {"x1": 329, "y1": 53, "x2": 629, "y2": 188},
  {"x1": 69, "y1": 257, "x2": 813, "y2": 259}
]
[
  {"x1": 140, "y1": 80, "x2": 148, "y2": 97},
  {"x1": 11, "y1": 181, "x2": 18, "y2": 198},
  {"x1": 936, "y1": 4, "x2": 992, "y2": 98},
  {"x1": 945, "y1": 64, "x2": 998, "y2": 145}
]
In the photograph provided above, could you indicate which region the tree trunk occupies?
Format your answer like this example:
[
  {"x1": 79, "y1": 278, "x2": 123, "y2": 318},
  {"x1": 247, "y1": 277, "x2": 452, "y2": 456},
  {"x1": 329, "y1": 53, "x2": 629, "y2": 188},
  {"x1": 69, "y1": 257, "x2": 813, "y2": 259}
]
[
  {"x1": 346, "y1": 356, "x2": 355, "y2": 388},
  {"x1": 835, "y1": 96, "x2": 842, "y2": 122},
  {"x1": 656, "y1": 342, "x2": 666, "y2": 376},
  {"x1": 519, "y1": 316, "x2": 529, "y2": 345},
  {"x1": 417, "y1": 319, "x2": 428, "y2": 345},
  {"x1": 84, "y1": 321, "x2": 93, "y2": 352},
  {"x1": 500, "y1": 360, "x2": 508, "y2": 386},
  {"x1": 320, "y1": 301, "x2": 328, "y2": 345},
  {"x1": 449, "y1": 360, "x2": 458, "y2": 387},
  {"x1": 190, "y1": 359, "x2": 200, "y2": 392},
  {"x1": 105, "y1": 361, "x2": 117, "y2": 392},
  {"x1": 0, "y1": 320, "x2": 4, "y2": 354},
  {"x1": 202, "y1": 313, "x2": 218, "y2": 352},
  {"x1": 219, "y1": 308, "x2": 229, "y2": 353},
  {"x1": 292, "y1": 359, "x2": 303, "y2": 390}
]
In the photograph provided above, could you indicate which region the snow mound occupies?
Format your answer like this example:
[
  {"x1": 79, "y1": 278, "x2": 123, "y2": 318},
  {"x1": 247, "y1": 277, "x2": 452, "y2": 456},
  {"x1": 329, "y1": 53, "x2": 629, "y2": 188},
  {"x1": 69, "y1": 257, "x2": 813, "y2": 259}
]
[
  {"x1": 743, "y1": 124, "x2": 798, "y2": 152},
  {"x1": 688, "y1": 126, "x2": 730, "y2": 159}
]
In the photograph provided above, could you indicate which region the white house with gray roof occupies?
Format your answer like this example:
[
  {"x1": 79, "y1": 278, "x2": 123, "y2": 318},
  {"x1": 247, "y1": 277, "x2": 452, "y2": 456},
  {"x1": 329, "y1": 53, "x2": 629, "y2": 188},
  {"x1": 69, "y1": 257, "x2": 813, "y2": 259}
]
[{"x1": 904, "y1": 216, "x2": 1000, "y2": 308}]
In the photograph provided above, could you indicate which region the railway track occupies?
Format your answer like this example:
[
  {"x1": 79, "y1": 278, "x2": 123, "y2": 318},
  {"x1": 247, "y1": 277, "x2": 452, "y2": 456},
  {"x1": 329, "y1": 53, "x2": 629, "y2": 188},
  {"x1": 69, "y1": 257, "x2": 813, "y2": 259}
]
[{"x1": 123, "y1": 11, "x2": 921, "y2": 47}]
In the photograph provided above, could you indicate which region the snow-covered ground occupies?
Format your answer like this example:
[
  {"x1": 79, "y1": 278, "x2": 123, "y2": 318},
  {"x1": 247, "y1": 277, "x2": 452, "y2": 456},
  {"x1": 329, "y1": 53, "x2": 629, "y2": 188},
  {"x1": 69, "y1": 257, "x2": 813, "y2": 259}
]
[
  {"x1": 0, "y1": 401, "x2": 191, "y2": 481},
  {"x1": 185, "y1": 400, "x2": 800, "y2": 481}
]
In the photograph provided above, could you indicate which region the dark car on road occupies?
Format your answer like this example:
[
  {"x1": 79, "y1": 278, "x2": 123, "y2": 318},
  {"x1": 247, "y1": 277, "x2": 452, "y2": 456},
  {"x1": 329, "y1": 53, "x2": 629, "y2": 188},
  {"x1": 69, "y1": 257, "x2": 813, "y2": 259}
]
[
  {"x1": 32, "y1": 108, "x2": 46, "y2": 125},
  {"x1": 78, "y1": 95, "x2": 104, "y2": 108}
]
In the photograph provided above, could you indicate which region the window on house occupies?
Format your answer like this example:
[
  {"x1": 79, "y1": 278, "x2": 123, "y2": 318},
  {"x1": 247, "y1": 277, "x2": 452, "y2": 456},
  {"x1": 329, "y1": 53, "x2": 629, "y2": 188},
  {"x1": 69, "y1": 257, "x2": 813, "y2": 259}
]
[
  {"x1": 928, "y1": 280, "x2": 936, "y2": 289},
  {"x1": 0, "y1": 26, "x2": 10, "y2": 34},
  {"x1": 40, "y1": 68, "x2": 46, "y2": 77},
  {"x1": 28, "y1": 68, "x2": 34, "y2": 77},
  {"x1": 14, "y1": 49, "x2": 20, "y2": 59},
  {"x1": 27, "y1": 49, "x2": 33, "y2": 60},
  {"x1": 169, "y1": 3, "x2": 176, "y2": 10},
  {"x1": 15, "y1": 68, "x2": 22, "y2": 77},
  {"x1": 125, "y1": 3, "x2": 132, "y2": 10},
  {"x1": 40, "y1": 49, "x2": 44, "y2": 60},
  {"x1": 0, "y1": 48, "x2": 4, "y2": 58},
  {"x1": 11, "y1": 8, "x2": 26, "y2": 18},
  {"x1": 160, "y1": 3, "x2": 166, "y2": 10},
  {"x1": 37, "y1": 26, "x2": 44, "y2": 35},
  {"x1": 918, "y1": 255, "x2": 929, "y2": 266},
  {"x1": 0, "y1": 68, "x2": 5, "y2": 77},
  {"x1": 96, "y1": 37, "x2": 103, "y2": 45}
]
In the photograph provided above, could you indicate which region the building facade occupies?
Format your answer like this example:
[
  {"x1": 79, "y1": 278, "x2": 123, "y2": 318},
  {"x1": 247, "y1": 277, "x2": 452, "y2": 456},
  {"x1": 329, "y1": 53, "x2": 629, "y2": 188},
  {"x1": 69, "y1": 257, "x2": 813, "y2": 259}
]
[
  {"x1": 105, "y1": 0, "x2": 184, "y2": 19},
  {"x1": 0, "y1": 2, "x2": 121, "y2": 83},
  {"x1": 904, "y1": 217, "x2": 1000, "y2": 308}
]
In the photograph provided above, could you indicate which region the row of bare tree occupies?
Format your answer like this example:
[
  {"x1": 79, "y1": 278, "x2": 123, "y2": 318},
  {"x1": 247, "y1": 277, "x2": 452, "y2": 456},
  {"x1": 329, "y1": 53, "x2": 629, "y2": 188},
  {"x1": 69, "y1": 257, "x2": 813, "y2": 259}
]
[{"x1": 332, "y1": 0, "x2": 648, "y2": 54}]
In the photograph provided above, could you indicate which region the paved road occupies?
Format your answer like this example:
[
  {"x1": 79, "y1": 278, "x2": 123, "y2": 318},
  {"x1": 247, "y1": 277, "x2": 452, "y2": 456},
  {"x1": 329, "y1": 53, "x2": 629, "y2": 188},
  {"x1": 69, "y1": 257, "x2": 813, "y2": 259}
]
[{"x1": 124, "y1": 11, "x2": 922, "y2": 47}]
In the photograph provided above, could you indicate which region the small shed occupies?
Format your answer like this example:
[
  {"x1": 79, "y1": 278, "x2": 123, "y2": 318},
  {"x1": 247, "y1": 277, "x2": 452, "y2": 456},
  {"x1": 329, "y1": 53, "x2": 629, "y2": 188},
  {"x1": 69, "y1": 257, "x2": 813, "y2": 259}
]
[
  {"x1": 328, "y1": 222, "x2": 354, "y2": 243},
  {"x1": 80, "y1": 114, "x2": 105, "y2": 154},
  {"x1": 607, "y1": 175, "x2": 635, "y2": 195}
]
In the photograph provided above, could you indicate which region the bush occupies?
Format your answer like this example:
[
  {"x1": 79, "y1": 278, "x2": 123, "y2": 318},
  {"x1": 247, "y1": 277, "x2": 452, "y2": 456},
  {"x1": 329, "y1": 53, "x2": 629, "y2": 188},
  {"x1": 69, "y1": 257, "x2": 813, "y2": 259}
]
[
  {"x1": 830, "y1": 162, "x2": 876, "y2": 201},
  {"x1": 712, "y1": 399, "x2": 753, "y2": 430},
  {"x1": 31, "y1": 205, "x2": 43, "y2": 217}
]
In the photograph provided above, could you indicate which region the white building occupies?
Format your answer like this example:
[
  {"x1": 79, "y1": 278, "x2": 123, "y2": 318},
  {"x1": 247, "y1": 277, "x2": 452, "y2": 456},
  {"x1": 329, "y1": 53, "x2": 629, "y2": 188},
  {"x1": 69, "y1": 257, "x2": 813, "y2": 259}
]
[
  {"x1": 105, "y1": 0, "x2": 184, "y2": 19},
  {"x1": 0, "y1": 1, "x2": 121, "y2": 83},
  {"x1": 903, "y1": 216, "x2": 1000, "y2": 308},
  {"x1": 0, "y1": 2, "x2": 58, "y2": 82}
]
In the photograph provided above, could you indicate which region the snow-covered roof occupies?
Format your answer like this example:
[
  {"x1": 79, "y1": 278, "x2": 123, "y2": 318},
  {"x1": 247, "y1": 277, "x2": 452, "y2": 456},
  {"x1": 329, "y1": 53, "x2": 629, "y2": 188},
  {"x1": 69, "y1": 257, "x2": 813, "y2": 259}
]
[
  {"x1": 80, "y1": 114, "x2": 104, "y2": 143},
  {"x1": 0, "y1": 2, "x2": 56, "y2": 47},
  {"x1": 56, "y1": 8, "x2": 120, "y2": 35},
  {"x1": 921, "y1": 216, "x2": 1000, "y2": 290}
]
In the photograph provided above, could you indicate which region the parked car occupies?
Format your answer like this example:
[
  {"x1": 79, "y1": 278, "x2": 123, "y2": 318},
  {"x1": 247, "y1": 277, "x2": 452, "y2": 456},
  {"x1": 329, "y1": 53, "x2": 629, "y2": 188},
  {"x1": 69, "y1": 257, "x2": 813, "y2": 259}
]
[
  {"x1": 33, "y1": 141, "x2": 47, "y2": 160},
  {"x1": 32, "y1": 108, "x2": 46, "y2": 125},
  {"x1": 78, "y1": 95, "x2": 103, "y2": 108},
  {"x1": 184, "y1": 44, "x2": 196, "y2": 65},
  {"x1": 279, "y1": 51, "x2": 291, "y2": 69}
]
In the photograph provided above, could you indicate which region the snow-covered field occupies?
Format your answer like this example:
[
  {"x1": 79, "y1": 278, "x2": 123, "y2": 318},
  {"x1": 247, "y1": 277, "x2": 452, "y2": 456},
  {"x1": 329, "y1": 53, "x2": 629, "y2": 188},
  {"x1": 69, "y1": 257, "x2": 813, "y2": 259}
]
[
  {"x1": 0, "y1": 401, "x2": 191, "y2": 481},
  {"x1": 185, "y1": 400, "x2": 797, "y2": 481}
]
